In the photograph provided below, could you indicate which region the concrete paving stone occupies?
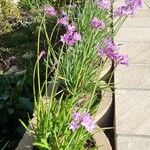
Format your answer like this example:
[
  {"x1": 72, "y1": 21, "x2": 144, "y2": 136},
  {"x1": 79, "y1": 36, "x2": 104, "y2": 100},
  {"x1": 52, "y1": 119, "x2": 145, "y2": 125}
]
[
  {"x1": 121, "y1": 17, "x2": 150, "y2": 28},
  {"x1": 115, "y1": 28, "x2": 150, "y2": 41},
  {"x1": 115, "y1": 64, "x2": 150, "y2": 89},
  {"x1": 115, "y1": 89, "x2": 150, "y2": 135},
  {"x1": 117, "y1": 41, "x2": 150, "y2": 64},
  {"x1": 135, "y1": 9, "x2": 150, "y2": 17},
  {"x1": 116, "y1": 135, "x2": 150, "y2": 150}
]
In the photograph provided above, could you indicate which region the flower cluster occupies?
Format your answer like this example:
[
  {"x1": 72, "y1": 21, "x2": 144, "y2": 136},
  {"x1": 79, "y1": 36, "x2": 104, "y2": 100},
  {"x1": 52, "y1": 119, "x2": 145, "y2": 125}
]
[
  {"x1": 91, "y1": 17, "x2": 105, "y2": 29},
  {"x1": 98, "y1": 39, "x2": 128, "y2": 65},
  {"x1": 125, "y1": 0, "x2": 144, "y2": 8},
  {"x1": 114, "y1": 0, "x2": 144, "y2": 17},
  {"x1": 44, "y1": 6, "x2": 57, "y2": 16},
  {"x1": 96, "y1": 0, "x2": 111, "y2": 10},
  {"x1": 57, "y1": 11, "x2": 69, "y2": 26},
  {"x1": 60, "y1": 24, "x2": 81, "y2": 46},
  {"x1": 69, "y1": 112, "x2": 95, "y2": 132}
]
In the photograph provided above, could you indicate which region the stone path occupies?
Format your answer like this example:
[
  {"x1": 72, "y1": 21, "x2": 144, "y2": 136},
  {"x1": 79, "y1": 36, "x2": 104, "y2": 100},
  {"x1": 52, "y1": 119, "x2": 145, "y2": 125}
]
[{"x1": 114, "y1": 0, "x2": 150, "y2": 149}]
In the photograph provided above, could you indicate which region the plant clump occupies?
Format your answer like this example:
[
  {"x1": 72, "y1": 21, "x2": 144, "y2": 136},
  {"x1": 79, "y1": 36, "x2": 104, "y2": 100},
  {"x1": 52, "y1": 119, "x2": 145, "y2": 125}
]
[{"x1": 0, "y1": 0, "x2": 21, "y2": 34}]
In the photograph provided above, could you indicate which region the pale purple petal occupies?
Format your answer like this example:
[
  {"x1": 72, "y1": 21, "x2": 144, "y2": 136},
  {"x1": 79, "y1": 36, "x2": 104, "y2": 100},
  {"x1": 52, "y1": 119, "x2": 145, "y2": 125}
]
[
  {"x1": 67, "y1": 24, "x2": 76, "y2": 32},
  {"x1": 98, "y1": 39, "x2": 129, "y2": 66},
  {"x1": 91, "y1": 17, "x2": 105, "y2": 29},
  {"x1": 117, "y1": 54, "x2": 129, "y2": 65},
  {"x1": 73, "y1": 32, "x2": 81, "y2": 41},
  {"x1": 58, "y1": 16, "x2": 69, "y2": 26},
  {"x1": 60, "y1": 31, "x2": 81, "y2": 45},
  {"x1": 98, "y1": 48, "x2": 105, "y2": 56},
  {"x1": 96, "y1": 0, "x2": 111, "y2": 10},
  {"x1": 69, "y1": 121, "x2": 80, "y2": 131},
  {"x1": 57, "y1": 11, "x2": 69, "y2": 26},
  {"x1": 73, "y1": 112, "x2": 81, "y2": 121},
  {"x1": 125, "y1": 0, "x2": 144, "y2": 8},
  {"x1": 114, "y1": 0, "x2": 144, "y2": 17},
  {"x1": 69, "y1": 112, "x2": 95, "y2": 132},
  {"x1": 44, "y1": 6, "x2": 57, "y2": 16},
  {"x1": 113, "y1": 5, "x2": 135, "y2": 17},
  {"x1": 81, "y1": 113, "x2": 95, "y2": 132}
]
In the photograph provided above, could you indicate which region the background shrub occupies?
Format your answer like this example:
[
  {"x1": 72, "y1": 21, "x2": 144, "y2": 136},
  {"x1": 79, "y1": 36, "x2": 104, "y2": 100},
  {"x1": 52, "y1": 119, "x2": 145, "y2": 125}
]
[
  {"x1": 0, "y1": 73, "x2": 34, "y2": 149},
  {"x1": 18, "y1": 0, "x2": 86, "y2": 10},
  {"x1": 0, "y1": 0, "x2": 21, "y2": 34}
]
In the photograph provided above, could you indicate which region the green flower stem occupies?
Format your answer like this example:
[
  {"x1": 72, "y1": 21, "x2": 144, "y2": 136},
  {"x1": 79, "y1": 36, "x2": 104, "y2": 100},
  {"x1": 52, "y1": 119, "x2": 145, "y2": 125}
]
[
  {"x1": 43, "y1": 21, "x2": 59, "y2": 98},
  {"x1": 113, "y1": 16, "x2": 127, "y2": 36},
  {"x1": 33, "y1": 15, "x2": 45, "y2": 102},
  {"x1": 73, "y1": 29, "x2": 95, "y2": 95},
  {"x1": 64, "y1": 131, "x2": 77, "y2": 150},
  {"x1": 48, "y1": 44, "x2": 65, "y2": 113},
  {"x1": 87, "y1": 57, "x2": 108, "y2": 111}
]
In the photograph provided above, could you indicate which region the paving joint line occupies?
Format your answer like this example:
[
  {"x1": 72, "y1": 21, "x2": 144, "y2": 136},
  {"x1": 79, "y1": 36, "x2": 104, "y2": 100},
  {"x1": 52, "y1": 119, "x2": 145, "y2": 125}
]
[
  {"x1": 115, "y1": 88, "x2": 150, "y2": 91},
  {"x1": 117, "y1": 133, "x2": 150, "y2": 139}
]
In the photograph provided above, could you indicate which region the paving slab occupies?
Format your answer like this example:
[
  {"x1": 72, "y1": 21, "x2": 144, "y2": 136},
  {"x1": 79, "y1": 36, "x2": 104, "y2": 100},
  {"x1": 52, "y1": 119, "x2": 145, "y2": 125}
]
[
  {"x1": 121, "y1": 17, "x2": 150, "y2": 28},
  {"x1": 115, "y1": 64, "x2": 150, "y2": 89},
  {"x1": 117, "y1": 41, "x2": 150, "y2": 64},
  {"x1": 116, "y1": 135, "x2": 150, "y2": 150},
  {"x1": 114, "y1": 0, "x2": 150, "y2": 149},
  {"x1": 135, "y1": 9, "x2": 150, "y2": 17},
  {"x1": 115, "y1": 89, "x2": 150, "y2": 135},
  {"x1": 115, "y1": 28, "x2": 150, "y2": 42}
]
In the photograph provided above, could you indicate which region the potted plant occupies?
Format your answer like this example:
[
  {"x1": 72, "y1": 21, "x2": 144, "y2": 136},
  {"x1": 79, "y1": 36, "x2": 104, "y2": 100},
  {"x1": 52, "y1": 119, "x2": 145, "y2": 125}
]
[{"x1": 15, "y1": 0, "x2": 143, "y2": 149}]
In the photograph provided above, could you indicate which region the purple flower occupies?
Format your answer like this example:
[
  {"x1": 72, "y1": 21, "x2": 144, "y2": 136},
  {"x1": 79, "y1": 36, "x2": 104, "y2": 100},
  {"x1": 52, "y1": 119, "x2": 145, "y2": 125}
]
[
  {"x1": 114, "y1": 0, "x2": 144, "y2": 17},
  {"x1": 96, "y1": 0, "x2": 111, "y2": 10},
  {"x1": 60, "y1": 31, "x2": 81, "y2": 46},
  {"x1": 67, "y1": 24, "x2": 76, "y2": 33},
  {"x1": 113, "y1": 5, "x2": 135, "y2": 17},
  {"x1": 98, "y1": 39, "x2": 118, "y2": 60},
  {"x1": 98, "y1": 39, "x2": 129, "y2": 65},
  {"x1": 81, "y1": 113, "x2": 95, "y2": 132},
  {"x1": 117, "y1": 54, "x2": 129, "y2": 66},
  {"x1": 91, "y1": 17, "x2": 105, "y2": 29},
  {"x1": 73, "y1": 112, "x2": 82, "y2": 121},
  {"x1": 69, "y1": 112, "x2": 95, "y2": 132},
  {"x1": 60, "y1": 24, "x2": 81, "y2": 46},
  {"x1": 69, "y1": 121, "x2": 80, "y2": 131},
  {"x1": 44, "y1": 6, "x2": 57, "y2": 16},
  {"x1": 104, "y1": 39, "x2": 118, "y2": 51},
  {"x1": 125, "y1": 0, "x2": 144, "y2": 8},
  {"x1": 57, "y1": 11, "x2": 69, "y2": 26}
]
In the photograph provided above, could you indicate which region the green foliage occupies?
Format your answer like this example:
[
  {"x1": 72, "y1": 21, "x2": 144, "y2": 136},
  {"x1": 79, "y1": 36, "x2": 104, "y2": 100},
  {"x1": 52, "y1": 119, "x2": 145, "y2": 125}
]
[
  {"x1": 58, "y1": 0, "x2": 111, "y2": 95},
  {"x1": 0, "y1": 0, "x2": 21, "y2": 19},
  {"x1": 0, "y1": 21, "x2": 38, "y2": 48},
  {"x1": 18, "y1": 0, "x2": 32, "y2": 11},
  {"x1": 18, "y1": 0, "x2": 86, "y2": 11},
  {"x1": 33, "y1": 95, "x2": 91, "y2": 150},
  {"x1": 0, "y1": 0, "x2": 21, "y2": 34},
  {"x1": 28, "y1": 0, "x2": 112, "y2": 149},
  {"x1": 0, "y1": 72, "x2": 34, "y2": 149},
  {"x1": 0, "y1": 16, "x2": 12, "y2": 34}
]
